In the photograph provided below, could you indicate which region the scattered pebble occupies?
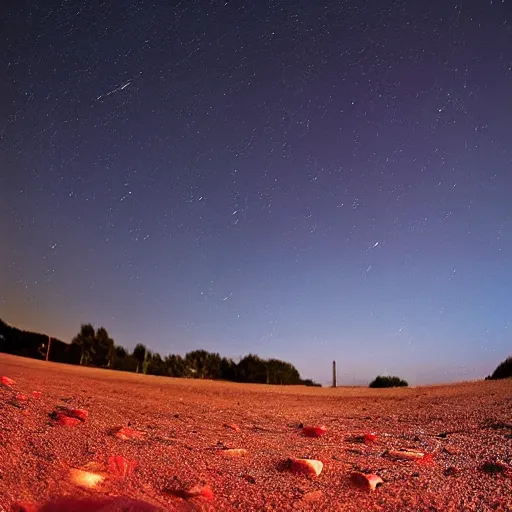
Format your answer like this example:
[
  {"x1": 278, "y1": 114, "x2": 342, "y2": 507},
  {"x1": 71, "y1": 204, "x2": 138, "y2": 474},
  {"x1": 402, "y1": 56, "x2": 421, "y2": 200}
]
[
  {"x1": 108, "y1": 455, "x2": 137, "y2": 479},
  {"x1": 1, "y1": 375, "x2": 16, "y2": 387},
  {"x1": 221, "y1": 448, "x2": 248, "y2": 457},
  {"x1": 51, "y1": 412, "x2": 81, "y2": 427},
  {"x1": 184, "y1": 484, "x2": 214, "y2": 500},
  {"x1": 224, "y1": 423, "x2": 241, "y2": 432},
  {"x1": 68, "y1": 468, "x2": 105, "y2": 489},
  {"x1": 350, "y1": 471, "x2": 384, "y2": 491},
  {"x1": 66, "y1": 408, "x2": 88, "y2": 421},
  {"x1": 363, "y1": 432, "x2": 377, "y2": 444},
  {"x1": 114, "y1": 426, "x2": 145, "y2": 440},
  {"x1": 302, "y1": 425, "x2": 327, "y2": 438},
  {"x1": 386, "y1": 449, "x2": 425, "y2": 461},
  {"x1": 289, "y1": 458, "x2": 323, "y2": 478}
]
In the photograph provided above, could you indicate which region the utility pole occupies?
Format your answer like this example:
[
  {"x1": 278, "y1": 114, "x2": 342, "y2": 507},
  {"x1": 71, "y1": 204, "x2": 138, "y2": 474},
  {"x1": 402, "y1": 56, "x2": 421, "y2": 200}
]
[
  {"x1": 46, "y1": 336, "x2": 52, "y2": 362},
  {"x1": 332, "y1": 360, "x2": 337, "y2": 388}
]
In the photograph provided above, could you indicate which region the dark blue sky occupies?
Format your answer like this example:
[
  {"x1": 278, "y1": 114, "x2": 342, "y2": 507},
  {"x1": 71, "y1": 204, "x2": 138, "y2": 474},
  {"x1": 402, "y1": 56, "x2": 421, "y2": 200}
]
[{"x1": 2, "y1": 0, "x2": 511, "y2": 385}]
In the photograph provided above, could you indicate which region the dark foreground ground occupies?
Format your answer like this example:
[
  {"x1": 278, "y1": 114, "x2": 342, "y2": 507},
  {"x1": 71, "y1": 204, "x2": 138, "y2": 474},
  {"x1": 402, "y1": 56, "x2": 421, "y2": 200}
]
[{"x1": 1, "y1": 354, "x2": 511, "y2": 511}]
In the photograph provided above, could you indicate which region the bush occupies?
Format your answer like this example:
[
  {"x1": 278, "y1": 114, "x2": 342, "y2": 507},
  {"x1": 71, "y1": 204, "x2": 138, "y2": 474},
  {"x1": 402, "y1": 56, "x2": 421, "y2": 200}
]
[
  {"x1": 301, "y1": 378, "x2": 322, "y2": 387},
  {"x1": 487, "y1": 356, "x2": 512, "y2": 380},
  {"x1": 369, "y1": 375, "x2": 408, "y2": 388}
]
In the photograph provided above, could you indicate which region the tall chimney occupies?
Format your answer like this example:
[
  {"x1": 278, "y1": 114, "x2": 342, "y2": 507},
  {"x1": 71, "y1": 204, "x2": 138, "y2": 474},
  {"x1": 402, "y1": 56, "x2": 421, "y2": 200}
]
[{"x1": 332, "y1": 360, "x2": 337, "y2": 388}]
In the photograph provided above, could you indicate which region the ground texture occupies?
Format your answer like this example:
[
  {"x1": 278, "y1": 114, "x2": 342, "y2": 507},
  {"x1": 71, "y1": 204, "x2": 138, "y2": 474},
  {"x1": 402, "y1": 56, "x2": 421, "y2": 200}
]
[{"x1": 1, "y1": 354, "x2": 511, "y2": 511}]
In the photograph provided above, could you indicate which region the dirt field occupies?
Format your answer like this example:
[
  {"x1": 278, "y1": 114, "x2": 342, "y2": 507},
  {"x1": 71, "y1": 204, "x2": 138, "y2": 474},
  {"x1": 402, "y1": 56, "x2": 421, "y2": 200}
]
[{"x1": 1, "y1": 353, "x2": 511, "y2": 511}]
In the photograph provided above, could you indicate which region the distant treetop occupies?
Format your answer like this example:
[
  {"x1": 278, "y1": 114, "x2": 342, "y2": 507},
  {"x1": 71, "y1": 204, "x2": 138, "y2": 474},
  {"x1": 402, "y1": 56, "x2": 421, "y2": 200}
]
[
  {"x1": 486, "y1": 356, "x2": 512, "y2": 380},
  {"x1": 369, "y1": 375, "x2": 408, "y2": 388}
]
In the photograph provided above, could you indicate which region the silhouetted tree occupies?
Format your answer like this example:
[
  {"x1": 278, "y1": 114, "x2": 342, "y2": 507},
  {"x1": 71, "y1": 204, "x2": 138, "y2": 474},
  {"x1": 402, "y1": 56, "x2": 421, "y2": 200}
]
[
  {"x1": 142, "y1": 349, "x2": 153, "y2": 375},
  {"x1": 204, "y1": 352, "x2": 222, "y2": 379},
  {"x1": 93, "y1": 327, "x2": 115, "y2": 367},
  {"x1": 133, "y1": 343, "x2": 147, "y2": 373},
  {"x1": 113, "y1": 346, "x2": 138, "y2": 372},
  {"x1": 115, "y1": 345, "x2": 127, "y2": 360},
  {"x1": 266, "y1": 358, "x2": 301, "y2": 385},
  {"x1": 165, "y1": 354, "x2": 185, "y2": 377},
  {"x1": 220, "y1": 357, "x2": 236, "y2": 381},
  {"x1": 487, "y1": 356, "x2": 512, "y2": 380},
  {"x1": 185, "y1": 349, "x2": 212, "y2": 379},
  {"x1": 236, "y1": 354, "x2": 267, "y2": 384},
  {"x1": 72, "y1": 324, "x2": 96, "y2": 366},
  {"x1": 112, "y1": 345, "x2": 127, "y2": 369},
  {"x1": 146, "y1": 352, "x2": 166, "y2": 376},
  {"x1": 369, "y1": 375, "x2": 408, "y2": 388}
]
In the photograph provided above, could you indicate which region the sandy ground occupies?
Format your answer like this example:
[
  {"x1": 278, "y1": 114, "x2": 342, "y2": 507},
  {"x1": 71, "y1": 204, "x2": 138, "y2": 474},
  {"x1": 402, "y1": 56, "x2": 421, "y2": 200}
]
[{"x1": 1, "y1": 353, "x2": 511, "y2": 511}]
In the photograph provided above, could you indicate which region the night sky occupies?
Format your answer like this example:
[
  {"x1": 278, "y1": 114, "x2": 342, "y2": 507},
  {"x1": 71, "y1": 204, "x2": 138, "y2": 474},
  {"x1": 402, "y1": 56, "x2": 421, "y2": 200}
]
[{"x1": 2, "y1": 0, "x2": 511, "y2": 386}]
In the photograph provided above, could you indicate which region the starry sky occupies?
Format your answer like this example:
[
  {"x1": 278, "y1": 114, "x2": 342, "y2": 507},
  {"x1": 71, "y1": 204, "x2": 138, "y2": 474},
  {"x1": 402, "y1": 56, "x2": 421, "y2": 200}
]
[{"x1": 1, "y1": 0, "x2": 511, "y2": 386}]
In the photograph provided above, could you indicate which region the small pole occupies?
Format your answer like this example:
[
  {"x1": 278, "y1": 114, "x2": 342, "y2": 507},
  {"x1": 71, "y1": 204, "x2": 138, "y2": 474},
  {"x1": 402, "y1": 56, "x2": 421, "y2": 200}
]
[
  {"x1": 332, "y1": 360, "x2": 337, "y2": 388},
  {"x1": 46, "y1": 336, "x2": 52, "y2": 361}
]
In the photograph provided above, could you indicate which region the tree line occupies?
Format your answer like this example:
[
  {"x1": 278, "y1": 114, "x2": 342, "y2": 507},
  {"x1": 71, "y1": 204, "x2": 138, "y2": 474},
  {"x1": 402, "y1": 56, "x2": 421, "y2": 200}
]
[
  {"x1": 485, "y1": 356, "x2": 512, "y2": 380},
  {"x1": 0, "y1": 319, "x2": 320, "y2": 386}
]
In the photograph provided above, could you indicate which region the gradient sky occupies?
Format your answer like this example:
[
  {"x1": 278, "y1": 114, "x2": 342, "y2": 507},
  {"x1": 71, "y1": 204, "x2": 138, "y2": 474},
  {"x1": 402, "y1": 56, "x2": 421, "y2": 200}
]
[{"x1": 1, "y1": 0, "x2": 511, "y2": 386}]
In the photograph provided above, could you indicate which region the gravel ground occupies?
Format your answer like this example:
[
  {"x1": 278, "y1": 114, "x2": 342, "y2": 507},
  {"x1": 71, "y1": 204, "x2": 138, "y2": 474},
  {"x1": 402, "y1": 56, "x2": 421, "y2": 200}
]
[{"x1": 1, "y1": 354, "x2": 511, "y2": 512}]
